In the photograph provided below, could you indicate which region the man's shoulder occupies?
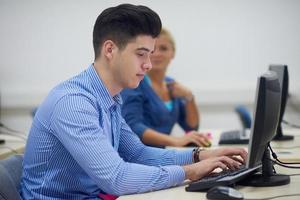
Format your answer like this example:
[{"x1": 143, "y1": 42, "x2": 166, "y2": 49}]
[{"x1": 38, "y1": 72, "x2": 98, "y2": 115}]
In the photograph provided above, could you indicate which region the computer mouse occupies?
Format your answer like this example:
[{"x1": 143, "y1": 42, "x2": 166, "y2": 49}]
[{"x1": 206, "y1": 186, "x2": 244, "y2": 200}]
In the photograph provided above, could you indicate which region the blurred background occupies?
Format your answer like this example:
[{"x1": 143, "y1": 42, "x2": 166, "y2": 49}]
[{"x1": 1, "y1": 0, "x2": 299, "y2": 132}]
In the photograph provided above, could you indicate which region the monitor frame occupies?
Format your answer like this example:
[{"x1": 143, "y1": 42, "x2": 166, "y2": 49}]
[
  {"x1": 269, "y1": 64, "x2": 294, "y2": 141},
  {"x1": 240, "y1": 71, "x2": 290, "y2": 187}
]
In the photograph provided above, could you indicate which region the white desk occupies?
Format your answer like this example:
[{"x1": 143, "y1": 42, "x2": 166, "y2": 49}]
[
  {"x1": 0, "y1": 109, "x2": 31, "y2": 159},
  {"x1": 119, "y1": 129, "x2": 300, "y2": 200},
  {"x1": 1, "y1": 128, "x2": 300, "y2": 199},
  {"x1": 0, "y1": 134, "x2": 26, "y2": 159},
  {"x1": 209, "y1": 129, "x2": 300, "y2": 162},
  {"x1": 119, "y1": 167, "x2": 300, "y2": 200}
]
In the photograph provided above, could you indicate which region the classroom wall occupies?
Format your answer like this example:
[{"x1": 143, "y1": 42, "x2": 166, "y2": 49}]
[{"x1": 1, "y1": 0, "x2": 300, "y2": 109}]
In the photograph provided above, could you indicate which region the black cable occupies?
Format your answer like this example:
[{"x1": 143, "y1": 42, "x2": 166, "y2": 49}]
[
  {"x1": 282, "y1": 120, "x2": 300, "y2": 129},
  {"x1": 245, "y1": 193, "x2": 300, "y2": 200},
  {"x1": 288, "y1": 173, "x2": 300, "y2": 176},
  {"x1": 0, "y1": 130, "x2": 27, "y2": 140},
  {"x1": 269, "y1": 144, "x2": 300, "y2": 165},
  {"x1": 0, "y1": 122, "x2": 27, "y2": 140},
  {"x1": 0, "y1": 122, "x2": 25, "y2": 134},
  {"x1": 287, "y1": 93, "x2": 300, "y2": 113},
  {"x1": 273, "y1": 160, "x2": 300, "y2": 169},
  {"x1": 272, "y1": 145, "x2": 300, "y2": 149}
]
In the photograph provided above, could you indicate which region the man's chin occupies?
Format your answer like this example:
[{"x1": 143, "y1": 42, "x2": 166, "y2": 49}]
[{"x1": 127, "y1": 81, "x2": 141, "y2": 89}]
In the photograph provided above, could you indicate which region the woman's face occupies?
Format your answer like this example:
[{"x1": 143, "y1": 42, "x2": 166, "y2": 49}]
[{"x1": 150, "y1": 34, "x2": 174, "y2": 71}]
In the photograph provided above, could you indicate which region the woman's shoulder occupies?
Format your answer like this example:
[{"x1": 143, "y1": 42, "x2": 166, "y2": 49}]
[
  {"x1": 165, "y1": 76, "x2": 175, "y2": 83},
  {"x1": 121, "y1": 79, "x2": 148, "y2": 97}
]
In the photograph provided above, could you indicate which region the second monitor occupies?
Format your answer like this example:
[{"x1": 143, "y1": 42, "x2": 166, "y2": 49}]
[{"x1": 218, "y1": 64, "x2": 293, "y2": 145}]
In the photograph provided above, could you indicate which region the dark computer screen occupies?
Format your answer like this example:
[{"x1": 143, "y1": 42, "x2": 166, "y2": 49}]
[
  {"x1": 247, "y1": 71, "x2": 281, "y2": 168},
  {"x1": 186, "y1": 71, "x2": 290, "y2": 191},
  {"x1": 269, "y1": 64, "x2": 294, "y2": 141},
  {"x1": 243, "y1": 71, "x2": 290, "y2": 186}
]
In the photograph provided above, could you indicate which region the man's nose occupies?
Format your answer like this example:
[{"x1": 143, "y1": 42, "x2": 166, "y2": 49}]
[{"x1": 143, "y1": 57, "x2": 152, "y2": 71}]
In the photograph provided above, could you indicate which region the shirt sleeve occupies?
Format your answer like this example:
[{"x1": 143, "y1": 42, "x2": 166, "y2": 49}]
[
  {"x1": 121, "y1": 88, "x2": 149, "y2": 139},
  {"x1": 49, "y1": 94, "x2": 189, "y2": 196},
  {"x1": 118, "y1": 118, "x2": 193, "y2": 166}
]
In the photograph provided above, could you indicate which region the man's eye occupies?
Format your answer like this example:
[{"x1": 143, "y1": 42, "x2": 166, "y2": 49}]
[{"x1": 137, "y1": 53, "x2": 145, "y2": 57}]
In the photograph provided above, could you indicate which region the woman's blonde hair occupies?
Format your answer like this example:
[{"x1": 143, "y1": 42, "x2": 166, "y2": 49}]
[{"x1": 160, "y1": 28, "x2": 176, "y2": 52}]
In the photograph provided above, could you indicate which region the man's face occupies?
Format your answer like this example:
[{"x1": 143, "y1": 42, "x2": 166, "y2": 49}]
[{"x1": 111, "y1": 35, "x2": 155, "y2": 89}]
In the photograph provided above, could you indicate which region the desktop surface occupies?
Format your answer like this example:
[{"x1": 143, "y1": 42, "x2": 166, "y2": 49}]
[
  {"x1": 1, "y1": 128, "x2": 300, "y2": 199},
  {"x1": 119, "y1": 166, "x2": 300, "y2": 200},
  {"x1": 129, "y1": 129, "x2": 300, "y2": 200}
]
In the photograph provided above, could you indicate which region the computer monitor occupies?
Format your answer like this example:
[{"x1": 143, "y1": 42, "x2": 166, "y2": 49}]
[
  {"x1": 240, "y1": 71, "x2": 290, "y2": 186},
  {"x1": 185, "y1": 71, "x2": 290, "y2": 192},
  {"x1": 269, "y1": 64, "x2": 294, "y2": 141}
]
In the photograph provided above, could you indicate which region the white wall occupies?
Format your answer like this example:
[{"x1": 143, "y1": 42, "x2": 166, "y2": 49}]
[{"x1": 1, "y1": 0, "x2": 300, "y2": 109}]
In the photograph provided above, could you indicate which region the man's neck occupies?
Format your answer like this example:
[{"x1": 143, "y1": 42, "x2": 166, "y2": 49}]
[{"x1": 93, "y1": 61, "x2": 122, "y2": 97}]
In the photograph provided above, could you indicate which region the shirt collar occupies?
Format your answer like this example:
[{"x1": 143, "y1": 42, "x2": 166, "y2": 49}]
[{"x1": 86, "y1": 64, "x2": 123, "y2": 111}]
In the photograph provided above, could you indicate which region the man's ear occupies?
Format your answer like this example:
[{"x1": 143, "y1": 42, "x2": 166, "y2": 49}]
[{"x1": 102, "y1": 40, "x2": 115, "y2": 60}]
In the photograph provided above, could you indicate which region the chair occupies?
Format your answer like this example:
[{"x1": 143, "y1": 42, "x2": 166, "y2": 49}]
[
  {"x1": 235, "y1": 105, "x2": 252, "y2": 129},
  {"x1": 0, "y1": 154, "x2": 23, "y2": 200}
]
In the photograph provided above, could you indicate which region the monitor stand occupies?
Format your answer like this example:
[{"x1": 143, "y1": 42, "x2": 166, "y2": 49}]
[
  {"x1": 272, "y1": 124, "x2": 294, "y2": 141},
  {"x1": 238, "y1": 148, "x2": 290, "y2": 187}
]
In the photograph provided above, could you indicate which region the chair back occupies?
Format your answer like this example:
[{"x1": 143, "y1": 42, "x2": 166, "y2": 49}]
[{"x1": 0, "y1": 154, "x2": 23, "y2": 200}]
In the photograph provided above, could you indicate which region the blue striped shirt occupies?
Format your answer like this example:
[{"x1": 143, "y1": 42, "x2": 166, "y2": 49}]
[{"x1": 20, "y1": 64, "x2": 193, "y2": 199}]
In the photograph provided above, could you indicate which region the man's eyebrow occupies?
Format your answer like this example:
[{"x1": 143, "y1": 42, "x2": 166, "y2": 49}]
[
  {"x1": 136, "y1": 47, "x2": 151, "y2": 52},
  {"x1": 136, "y1": 47, "x2": 155, "y2": 54}
]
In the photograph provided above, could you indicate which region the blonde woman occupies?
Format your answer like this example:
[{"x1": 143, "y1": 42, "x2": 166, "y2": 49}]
[{"x1": 122, "y1": 28, "x2": 210, "y2": 148}]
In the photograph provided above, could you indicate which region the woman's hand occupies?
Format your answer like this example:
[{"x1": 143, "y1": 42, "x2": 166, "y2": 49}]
[
  {"x1": 171, "y1": 131, "x2": 211, "y2": 147},
  {"x1": 167, "y1": 82, "x2": 194, "y2": 101}
]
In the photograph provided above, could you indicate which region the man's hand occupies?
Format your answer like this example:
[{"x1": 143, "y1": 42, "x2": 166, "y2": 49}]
[
  {"x1": 199, "y1": 147, "x2": 248, "y2": 164},
  {"x1": 183, "y1": 155, "x2": 243, "y2": 181}
]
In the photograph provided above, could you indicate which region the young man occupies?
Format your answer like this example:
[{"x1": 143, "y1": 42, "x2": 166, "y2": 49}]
[{"x1": 20, "y1": 4, "x2": 247, "y2": 199}]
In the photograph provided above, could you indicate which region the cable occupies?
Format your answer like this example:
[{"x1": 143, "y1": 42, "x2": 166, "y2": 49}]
[
  {"x1": 0, "y1": 146, "x2": 19, "y2": 154},
  {"x1": 245, "y1": 193, "x2": 300, "y2": 200},
  {"x1": 0, "y1": 122, "x2": 25, "y2": 134},
  {"x1": 273, "y1": 160, "x2": 300, "y2": 169},
  {"x1": 0, "y1": 130, "x2": 27, "y2": 140},
  {"x1": 282, "y1": 120, "x2": 300, "y2": 129},
  {"x1": 269, "y1": 144, "x2": 300, "y2": 165},
  {"x1": 288, "y1": 173, "x2": 300, "y2": 176},
  {"x1": 271, "y1": 145, "x2": 300, "y2": 149},
  {"x1": 287, "y1": 93, "x2": 300, "y2": 113},
  {"x1": 0, "y1": 122, "x2": 27, "y2": 140}
]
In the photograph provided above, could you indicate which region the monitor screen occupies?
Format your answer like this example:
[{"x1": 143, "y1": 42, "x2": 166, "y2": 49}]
[
  {"x1": 269, "y1": 64, "x2": 294, "y2": 141},
  {"x1": 247, "y1": 71, "x2": 281, "y2": 168},
  {"x1": 185, "y1": 70, "x2": 289, "y2": 191}
]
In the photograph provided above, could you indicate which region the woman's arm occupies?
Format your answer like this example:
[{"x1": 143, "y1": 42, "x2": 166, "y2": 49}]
[
  {"x1": 168, "y1": 81, "x2": 200, "y2": 128},
  {"x1": 142, "y1": 128, "x2": 210, "y2": 147}
]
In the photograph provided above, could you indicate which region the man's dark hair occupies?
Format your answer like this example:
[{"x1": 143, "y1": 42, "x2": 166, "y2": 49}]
[{"x1": 93, "y1": 4, "x2": 162, "y2": 60}]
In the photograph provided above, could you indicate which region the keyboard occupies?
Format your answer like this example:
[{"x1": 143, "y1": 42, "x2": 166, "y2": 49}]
[
  {"x1": 218, "y1": 129, "x2": 250, "y2": 145},
  {"x1": 185, "y1": 165, "x2": 260, "y2": 192}
]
